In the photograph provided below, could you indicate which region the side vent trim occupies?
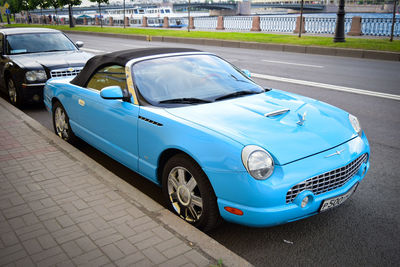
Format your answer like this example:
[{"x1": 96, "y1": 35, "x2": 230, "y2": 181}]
[{"x1": 138, "y1": 116, "x2": 163, "y2": 126}]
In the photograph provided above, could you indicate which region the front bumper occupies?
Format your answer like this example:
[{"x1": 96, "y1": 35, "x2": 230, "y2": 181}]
[
  {"x1": 21, "y1": 83, "x2": 45, "y2": 103},
  {"x1": 205, "y1": 133, "x2": 370, "y2": 227}
]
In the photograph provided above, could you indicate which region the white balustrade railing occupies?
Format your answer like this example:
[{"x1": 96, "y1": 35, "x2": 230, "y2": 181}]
[
  {"x1": 224, "y1": 16, "x2": 252, "y2": 31},
  {"x1": 304, "y1": 17, "x2": 352, "y2": 34},
  {"x1": 193, "y1": 17, "x2": 218, "y2": 29},
  {"x1": 260, "y1": 16, "x2": 296, "y2": 32},
  {"x1": 362, "y1": 17, "x2": 399, "y2": 36}
]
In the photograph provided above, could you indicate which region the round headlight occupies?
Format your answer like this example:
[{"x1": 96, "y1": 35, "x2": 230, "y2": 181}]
[
  {"x1": 242, "y1": 145, "x2": 274, "y2": 180},
  {"x1": 26, "y1": 70, "x2": 47, "y2": 82},
  {"x1": 349, "y1": 114, "x2": 362, "y2": 136}
]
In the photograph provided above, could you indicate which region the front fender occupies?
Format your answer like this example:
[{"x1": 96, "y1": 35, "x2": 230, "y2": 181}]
[{"x1": 137, "y1": 106, "x2": 245, "y2": 184}]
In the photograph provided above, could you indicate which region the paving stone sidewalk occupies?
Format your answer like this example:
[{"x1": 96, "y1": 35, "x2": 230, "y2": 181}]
[{"x1": 0, "y1": 98, "x2": 251, "y2": 267}]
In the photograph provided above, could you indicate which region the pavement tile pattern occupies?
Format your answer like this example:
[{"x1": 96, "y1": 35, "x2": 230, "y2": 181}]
[{"x1": 0, "y1": 103, "x2": 213, "y2": 266}]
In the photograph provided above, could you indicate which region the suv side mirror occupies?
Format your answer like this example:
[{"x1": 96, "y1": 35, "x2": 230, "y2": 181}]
[{"x1": 75, "y1": 41, "x2": 84, "y2": 48}]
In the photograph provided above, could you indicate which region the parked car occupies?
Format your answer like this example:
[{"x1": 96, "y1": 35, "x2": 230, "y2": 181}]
[
  {"x1": 44, "y1": 48, "x2": 370, "y2": 231},
  {"x1": 0, "y1": 27, "x2": 93, "y2": 107}
]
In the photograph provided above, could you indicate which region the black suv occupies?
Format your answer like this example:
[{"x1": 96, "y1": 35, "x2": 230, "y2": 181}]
[{"x1": 0, "y1": 27, "x2": 93, "y2": 107}]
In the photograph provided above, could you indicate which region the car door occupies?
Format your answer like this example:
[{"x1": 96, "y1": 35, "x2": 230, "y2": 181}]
[
  {"x1": 0, "y1": 33, "x2": 6, "y2": 91},
  {"x1": 69, "y1": 64, "x2": 140, "y2": 171}
]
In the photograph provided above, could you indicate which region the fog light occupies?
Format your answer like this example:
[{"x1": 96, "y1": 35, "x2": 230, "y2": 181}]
[
  {"x1": 301, "y1": 196, "x2": 309, "y2": 208},
  {"x1": 33, "y1": 94, "x2": 40, "y2": 102},
  {"x1": 362, "y1": 167, "x2": 366, "y2": 176}
]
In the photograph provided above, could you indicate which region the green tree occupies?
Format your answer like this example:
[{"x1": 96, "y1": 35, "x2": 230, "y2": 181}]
[
  {"x1": 59, "y1": 0, "x2": 81, "y2": 28},
  {"x1": 89, "y1": 0, "x2": 108, "y2": 28}
]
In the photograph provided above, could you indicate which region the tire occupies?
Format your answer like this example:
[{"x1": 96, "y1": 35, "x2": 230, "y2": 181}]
[
  {"x1": 162, "y1": 153, "x2": 221, "y2": 231},
  {"x1": 52, "y1": 101, "x2": 77, "y2": 144},
  {"x1": 7, "y1": 76, "x2": 23, "y2": 107}
]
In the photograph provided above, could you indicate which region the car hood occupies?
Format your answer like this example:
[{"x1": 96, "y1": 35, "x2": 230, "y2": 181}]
[
  {"x1": 9, "y1": 50, "x2": 93, "y2": 70},
  {"x1": 166, "y1": 89, "x2": 357, "y2": 165}
]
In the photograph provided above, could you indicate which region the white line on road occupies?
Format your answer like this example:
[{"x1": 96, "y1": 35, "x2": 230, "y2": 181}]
[
  {"x1": 80, "y1": 47, "x2": 105, "y2": 53},
  {"x1": 262, "y1": 60, "x2": 324, "y2": 68},
  {"x1": 252, "y1": 73, "x2": 400, "y2": 101}
]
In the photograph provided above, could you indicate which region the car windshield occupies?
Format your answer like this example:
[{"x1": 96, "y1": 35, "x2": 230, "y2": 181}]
[
  {"x1": 6, "y1": 32, "x2": 77, "y2": 55},
  {"x1": 132, "y1": 54, "x2": 264, "y2": 106}
]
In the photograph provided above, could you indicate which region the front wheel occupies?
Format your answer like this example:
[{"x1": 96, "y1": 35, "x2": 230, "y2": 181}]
[
  {"x1": 162, "y1": 154, "x2": 220, "y2": 231},
  {"x1": 7, "y1": 77, "x2": 23, "y2": 107},
  {"x1": 52, "y1": 101, "x2": 76, "y2": 144}
]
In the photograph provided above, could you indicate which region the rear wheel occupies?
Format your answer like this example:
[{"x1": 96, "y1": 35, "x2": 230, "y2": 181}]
[
  {"x1": 7, "y1": 77, "x2": 23, "y2": 107},
  {"x1": 52, "y1": 101, "x2": 76, "y2": 144},
  {"x1": 162, "y1": 154, "x2": 220, "y2": 231}
]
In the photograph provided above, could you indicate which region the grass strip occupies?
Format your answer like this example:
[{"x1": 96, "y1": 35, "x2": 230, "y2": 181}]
[{"x1": 7, "y1": 23, "x2": 400, "y2": 52}]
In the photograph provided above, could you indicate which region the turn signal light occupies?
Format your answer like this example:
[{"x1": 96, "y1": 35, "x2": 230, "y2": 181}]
[{"x1": 224, "y1": 207, "x2": 243, "y2": 216}]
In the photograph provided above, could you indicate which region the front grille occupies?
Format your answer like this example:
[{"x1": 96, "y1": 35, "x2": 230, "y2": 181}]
[
  {"x1": 50, "y1": 67, "x2": 83, "y2": 78},
  {"x1": 286, "y1": 153, "x2": 368, "y2": 204}
]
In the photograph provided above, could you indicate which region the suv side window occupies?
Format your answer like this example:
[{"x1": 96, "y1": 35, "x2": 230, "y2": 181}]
[{"x1": 87, "y1": 65, "x2": 126, "y2": 91}]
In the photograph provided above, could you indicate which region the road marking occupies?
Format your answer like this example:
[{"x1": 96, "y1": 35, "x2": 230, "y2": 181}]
[
  {"x1": 252, "y1": 73, "x2": 400, "y2": 101},
  {"x1": 80, "y1": 47, "x2": 105, "y2": 53},
  {"x1": 120, "y1": 44, "x2": 146, "y2": 48},
  {"x1": 262, "y1": 60, "x2": 324, "y2": 68}
]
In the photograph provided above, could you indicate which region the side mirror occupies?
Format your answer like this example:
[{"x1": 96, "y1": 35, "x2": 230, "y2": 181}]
[
  {"x1": 100, "y1": 86, "x2": 132, "y2": 102},
  {"x1": 242, "y1": 69, "x2": 251, "y2": 78},
  {"x1": 75, "y1": 41, "x2": 84, "y2": 48}
]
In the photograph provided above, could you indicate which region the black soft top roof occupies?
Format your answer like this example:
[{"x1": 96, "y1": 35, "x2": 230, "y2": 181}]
[{"x1": 71, "y1": 47, "x2": 202, "y2": 87}]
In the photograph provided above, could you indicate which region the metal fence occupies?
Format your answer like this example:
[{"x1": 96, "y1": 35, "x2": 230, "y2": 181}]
[
  {"x1": 304, "y1": 17, "x2": 352, "y2": 34},
  {"x1": 193, "y1": 17, "x2": 217, "y2": 30},
  {"x1": 15, "y1": 13, "x2": 399, "y2": 37},
  {"x1": 362, "y1": 17, "x2": 400, "y2": 36},
  {"x1": 224, "y1": 16, "x2": 252, "y2": 31}
]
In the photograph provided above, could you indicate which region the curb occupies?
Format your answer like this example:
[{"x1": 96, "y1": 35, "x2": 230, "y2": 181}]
[
  {"x1": 63, "y1": 30, "x2": 400, "y2": 61},
  {"x1": 0, "y1": 97, "x2": 253, "y2": 267}
]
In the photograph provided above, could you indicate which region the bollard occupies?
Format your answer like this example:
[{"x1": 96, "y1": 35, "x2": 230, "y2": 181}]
[
  {"x1": 109, "y1": 17, "x2": 113, "y2": 26},
  {"x1": 251, "y1": 16, "x2": 261, "y2": 32},
  {"x1": 142, "y1": 16, "x2": 148, "y2": 27},
  {"x1": 293, "y1": 16, "x2": 306, "y2": 34},
  {"x1": 348, "y1": 16, "x2": 362, "y2": 36},
  {"x1": 216, "y1": 16, "x2": 225, "y2": 30},
  {"x1": 163, "y1": 17, "x2": 169, "y2": 28}
]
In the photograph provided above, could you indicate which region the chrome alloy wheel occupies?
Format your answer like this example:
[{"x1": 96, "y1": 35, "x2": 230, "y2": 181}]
[
  {"x1": 8, "y1": 79, "x2": 17, "y2": 104},
  {"x1": 54, "y1": 107, "x2": 69, "y2": 139},
  {"x1": 167, "y1": 167, "x2": 203, "y2": 222}
]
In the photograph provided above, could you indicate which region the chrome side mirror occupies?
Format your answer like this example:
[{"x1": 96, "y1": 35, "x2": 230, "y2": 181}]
[{"x1": 75, "y1": 41, "x2": 84, "y2": 48}]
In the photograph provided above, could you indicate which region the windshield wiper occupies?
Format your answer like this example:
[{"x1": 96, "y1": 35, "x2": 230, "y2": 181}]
[
  {"x1": 45, "y1": 49, "x2": 69, "y2": 52},
  {"x1": 215, "y1": 90, "x2": 260, "y2": 101},
  {"x1": 159, "y1": 98, "x2": 212, "y2": 104}
]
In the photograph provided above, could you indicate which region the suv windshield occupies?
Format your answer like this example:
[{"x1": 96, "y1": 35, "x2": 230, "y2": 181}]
[
  {"x1": 132, "y1": 54, "x2": 264, "y2": 106},
  {"x1": 6, "y1": 32, "x2": 77, "y2": 55}
]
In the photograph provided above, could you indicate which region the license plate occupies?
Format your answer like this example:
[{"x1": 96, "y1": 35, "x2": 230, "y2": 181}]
[{"x1": 319, "y1": 183, "x2": 358, "y2": 212}]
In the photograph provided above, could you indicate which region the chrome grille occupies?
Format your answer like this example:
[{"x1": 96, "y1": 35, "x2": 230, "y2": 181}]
[
  {"x1": 286, "y1": 153, "x2": 368, "y2": 204},
  {"x1": 50, "y1": 67, "x2": 83, "y2": 78}
]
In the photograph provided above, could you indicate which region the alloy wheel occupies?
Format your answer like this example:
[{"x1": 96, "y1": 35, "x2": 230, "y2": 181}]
[
  {"x1": 167, "y1": 166, "x2": 203, "y2": 223},
  {"x1": 8, "y1": 79, "x2": 17, "y2": 104},
  {"x1": 54, "y1": 106, "x2": 69, "y2": 140}
]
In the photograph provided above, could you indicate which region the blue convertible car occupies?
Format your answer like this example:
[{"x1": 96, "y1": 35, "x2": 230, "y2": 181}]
[{"x1": 44, "y1": 48, "x2": 370, "y2": 231}]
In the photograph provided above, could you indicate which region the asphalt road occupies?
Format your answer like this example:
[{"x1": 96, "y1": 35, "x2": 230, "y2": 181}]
[{"x1": 20, "y1": 33, "x2": 400, "y2": 266}]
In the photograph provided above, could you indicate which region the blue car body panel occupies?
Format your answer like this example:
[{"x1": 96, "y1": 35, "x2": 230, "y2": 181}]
[{"x1": 44, "y1": 61, "x2": 370, "y2": 228}]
